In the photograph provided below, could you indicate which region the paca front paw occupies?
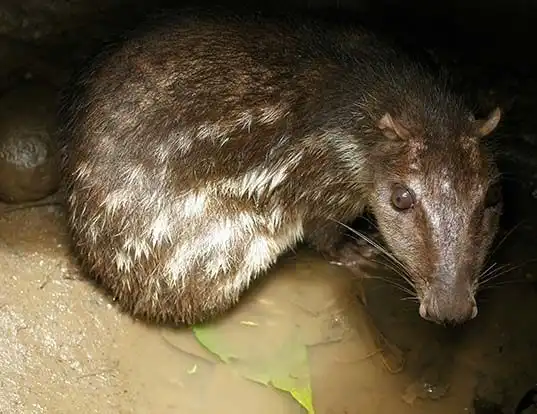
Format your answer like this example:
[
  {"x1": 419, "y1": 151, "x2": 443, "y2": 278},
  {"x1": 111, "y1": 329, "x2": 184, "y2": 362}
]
[{"x1": 328, "y1": 237, "x2": 380, "y2": 269}]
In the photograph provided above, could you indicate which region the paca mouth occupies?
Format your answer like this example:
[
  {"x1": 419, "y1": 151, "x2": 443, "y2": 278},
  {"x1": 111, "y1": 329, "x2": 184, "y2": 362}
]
[{"x1": 417, "y1": 288, "x2": 478, "y2": 325}]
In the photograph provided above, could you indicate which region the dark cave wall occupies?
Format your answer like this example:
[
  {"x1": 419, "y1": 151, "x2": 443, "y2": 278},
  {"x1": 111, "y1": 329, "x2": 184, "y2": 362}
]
[{"x1": 2, "y1": 0, "x2": 535, "y2": 83}]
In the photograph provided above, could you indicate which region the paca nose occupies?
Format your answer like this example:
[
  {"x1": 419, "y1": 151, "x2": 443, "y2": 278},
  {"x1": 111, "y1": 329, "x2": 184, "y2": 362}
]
[{"x1": 418, "y1": 293, "x2": 478, "y2": 325}]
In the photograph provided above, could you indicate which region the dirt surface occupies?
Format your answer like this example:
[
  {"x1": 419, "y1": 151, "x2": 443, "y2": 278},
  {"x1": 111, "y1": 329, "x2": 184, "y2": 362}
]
[{"x1": 1, "y1": 193, "x2": 537, "y2": 413}]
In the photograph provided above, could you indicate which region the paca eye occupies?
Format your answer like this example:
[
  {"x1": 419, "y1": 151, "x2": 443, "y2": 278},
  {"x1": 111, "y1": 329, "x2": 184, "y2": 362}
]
[
  {"x1": 484, "y1": 182, "x2": 502, "y2": 208},
  {"x1": 391, "y1": 184, "x2": 415, "y2": 211}
]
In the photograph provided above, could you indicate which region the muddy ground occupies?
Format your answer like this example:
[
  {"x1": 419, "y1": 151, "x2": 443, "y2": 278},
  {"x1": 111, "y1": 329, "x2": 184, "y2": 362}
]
[
  {"x1": 2, "y1": 180, "x2": 537, "y2": 414},
  {"x1": 1, "y1": 2, "x2": 537, "y2": 414}
]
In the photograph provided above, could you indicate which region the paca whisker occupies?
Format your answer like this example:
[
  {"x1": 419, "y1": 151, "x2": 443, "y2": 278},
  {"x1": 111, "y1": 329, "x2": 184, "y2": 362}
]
[
  {"x1": 359, "y1": 215, "x2": 381, "y2": 231},
  {"x1": 477, "y1": 262, "x2": 501, "y2": 285},
  {"x1": 338, "y1": 221, "x2": 411, "y2": 275},
  {"x1": 479, "y1": 258, "x2": 537, "y2": 290},
  {"x1": 476, "y1": 263, "x2": 517, "y2": 288},
  {"x1": 487, "y1": 221, "x2": 526, "y2": 260},
  {"x1": 369, "y1": 257, "x2": 417, "y2": 291},
  {"x1": 363, "y1": 272, "x2": 417, "y2": 297},
  {"x1": 400, "y1": 296, "x2": 420, "y2": 303}
]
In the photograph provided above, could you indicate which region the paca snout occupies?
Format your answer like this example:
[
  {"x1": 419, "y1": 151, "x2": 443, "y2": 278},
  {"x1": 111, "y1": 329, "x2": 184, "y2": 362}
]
[{"x1": 418, "y1": 281, "x2": 478, "y2": 325}]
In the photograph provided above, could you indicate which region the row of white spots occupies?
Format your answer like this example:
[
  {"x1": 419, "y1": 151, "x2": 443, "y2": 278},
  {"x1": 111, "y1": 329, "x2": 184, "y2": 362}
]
[
  {"x1": 101, "y1": 189, "x2": 132, "y2": 216},
  {"x1": 221, "y1": 216, "x2": 304, "y2": 300},
  {"x1": 69, "y1": 115, "x2": 302, "y2": 289},
  {"x1": 149, "y1": 210, "x2": 172, "y2": 247},
  {"x1": 216, "y1": 151, "x2": 304, "y2": 200},
  {"x1": 121, "y1": 163, "x2": 149, "y2": 187},
  {"x1": 106, "y1": 104, "x2": 292, "y2": 182},
  {"x1": 122, "y1": 236, "x2": 152, "y2": 261},
  {"x1": 235, "y1": 110, "x2": 254, "y2": 131},
  {"x1": 283, "y1": 150, "x2": 306, "y2": 172},
  {"x1": 73, "y1": 160, "x2": 92, "y2": 181},
  {"x1": 201, "y1": 218, "x2": 239, "y2": 277},
  {"x1": 193, "y1": 104, "x2": 289, "y2": 142},
  {"x1": 164, "y1": 217, "x2": 238, "y2": 284},
  {"x1": 266, "y1": 206, "x2": 285, "y2": 233},
  {"x1": 104, "y1": 161, "x2": 296, "y2": 276},
  {"x1": 181, "y1": 191, "x2": 208, "y2": 218},
  {"x1": 168, "y1": 131, "x2": 194, "y2": 155},
  {"x1": 94, "y1": 187, "x2": 206, "y2": 274},
  {"x1": 258, "y1": 104, "x2": 288, "y2": 125},
  {"x1": 155, "y1": 143, "x2": 173, "y2": 164},
  {"x1": 164, "y1": 241, "x2": 203, "y2": 284},
  {"x1": 234, "y1": 104, "x2": 289, "y2": 133},
  {"x1": 319, "y1": 129, "x2": 367, "y2": 177},
  {"x1": 196, "y1": 123, "x2": 228, "y2": 141},
  {"x1": 116, "y1": 189, "x2": 211, "y2": 272},
  {"x1": 159, "y1": 198, "x2": 297, "y2": 290},
  {"x1": 114, "y1": 250, "x2": 132, "y2": 273},
  {"x1": 222, "y1": 166, "x2": 289, "y2": 199}
]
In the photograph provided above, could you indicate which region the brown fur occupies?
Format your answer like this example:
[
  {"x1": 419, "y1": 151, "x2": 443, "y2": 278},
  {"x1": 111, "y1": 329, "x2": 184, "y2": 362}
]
[{"x1": 58, "y1": 9, "x2": 502, "y2": 326}]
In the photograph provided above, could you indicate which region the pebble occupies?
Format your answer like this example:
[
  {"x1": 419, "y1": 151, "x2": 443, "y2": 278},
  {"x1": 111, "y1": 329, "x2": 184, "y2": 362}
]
[{"x1": 0, "y1": 80, "x2": 61, "y2": 203}]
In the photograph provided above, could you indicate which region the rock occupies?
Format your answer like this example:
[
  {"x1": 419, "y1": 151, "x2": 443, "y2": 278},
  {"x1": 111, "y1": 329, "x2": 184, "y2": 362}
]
[{"x1": 0, "y1": 80, "x2": 60, "y2": 203}]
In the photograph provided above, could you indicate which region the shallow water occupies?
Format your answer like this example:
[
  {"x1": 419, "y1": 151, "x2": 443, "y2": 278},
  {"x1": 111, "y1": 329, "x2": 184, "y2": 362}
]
[{"x1": 1, "y1": 203, "x2": 536, "y2": 413}]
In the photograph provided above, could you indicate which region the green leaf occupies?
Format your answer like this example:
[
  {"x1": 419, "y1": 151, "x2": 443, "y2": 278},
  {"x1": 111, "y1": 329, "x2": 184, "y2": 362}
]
[{"x1": 193, "y1": 322, "x2": 315, "y2": 414}]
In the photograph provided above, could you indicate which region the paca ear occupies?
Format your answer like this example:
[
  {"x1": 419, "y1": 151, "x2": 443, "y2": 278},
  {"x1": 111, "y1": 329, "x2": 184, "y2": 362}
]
[
  {"x1": 377, "y1": 112, "x2": 411, "y2": 140},
  {"x1": 473, "y1": 107, "x2": 502, "y2": 138}
]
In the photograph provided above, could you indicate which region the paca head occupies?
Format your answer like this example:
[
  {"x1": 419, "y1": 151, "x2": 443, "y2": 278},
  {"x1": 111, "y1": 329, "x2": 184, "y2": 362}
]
[{"x1": 367, "y1": 104, "x2": 502, "y2": 325}]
